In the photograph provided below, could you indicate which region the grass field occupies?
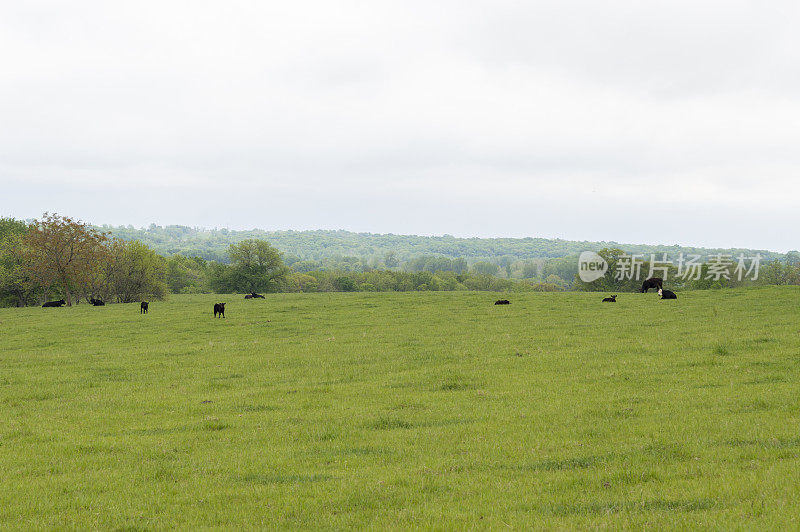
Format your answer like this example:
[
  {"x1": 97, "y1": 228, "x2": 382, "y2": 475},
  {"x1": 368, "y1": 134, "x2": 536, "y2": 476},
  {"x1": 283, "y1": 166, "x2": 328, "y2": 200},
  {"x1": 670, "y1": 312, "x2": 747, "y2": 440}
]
[{"x1": 1, "y1": 288, "x2": 799, "y2": 529}]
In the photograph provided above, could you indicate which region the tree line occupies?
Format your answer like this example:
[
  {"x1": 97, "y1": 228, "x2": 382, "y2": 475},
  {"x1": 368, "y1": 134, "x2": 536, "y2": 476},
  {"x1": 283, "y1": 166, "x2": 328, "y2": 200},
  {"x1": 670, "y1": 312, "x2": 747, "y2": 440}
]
[
  {"x1": 0, "y1": 214, "x2": 566, "y2": 306},
  {"x1": 170, "y1": 257, "x2": 565, "y2": 294},
  {"x1": 102, "y1": 224, "x2": 795, "y2": 288},
  {"x1": 102, "y1": 225, "x2": 785, "y2": 269},
  {"x1": 0, "y1": 214, "x2": 167, "y2": 307},
  {"x1": 3, "y1": 215, "x2": 799, "y2": 307}
]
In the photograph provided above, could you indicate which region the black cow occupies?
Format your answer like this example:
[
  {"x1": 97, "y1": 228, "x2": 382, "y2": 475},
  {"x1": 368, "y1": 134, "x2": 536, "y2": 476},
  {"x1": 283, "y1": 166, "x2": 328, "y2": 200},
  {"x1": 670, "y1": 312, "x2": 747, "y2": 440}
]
[
  {"x1": 214, "y1": 302, "x2": 225, "y2": 318},
  {"x1": 245, "y1": 292, "x2": 265, "y2": 299},
  {"x1": 494, "y1": 299, "x2": 510, "y2": 305},
  {"x1": 90, "y1": 298, "x2": 105, "y2": 306},
  {"x1": 140, "y1": 301, "x2": 149, "y2": 314},
  {"x1": 42, "y1": 299, "x2": 66, "y2": 308},
  {"x1": 602, "y1": 295, "x2": 617, "y2": 302},
  {"x1": 640, "y1": 277, "x2": 663, "y2": 293},
  {"x1": 659, "y1": 289, "x2": 677, "y2": 300}
]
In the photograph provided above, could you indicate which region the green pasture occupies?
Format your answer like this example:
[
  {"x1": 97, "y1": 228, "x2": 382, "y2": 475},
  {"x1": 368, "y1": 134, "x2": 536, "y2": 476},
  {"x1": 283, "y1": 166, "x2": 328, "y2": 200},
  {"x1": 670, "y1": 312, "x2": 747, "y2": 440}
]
[{"x1": 1, "y1": 288, "x2": 799, "y2": 529}]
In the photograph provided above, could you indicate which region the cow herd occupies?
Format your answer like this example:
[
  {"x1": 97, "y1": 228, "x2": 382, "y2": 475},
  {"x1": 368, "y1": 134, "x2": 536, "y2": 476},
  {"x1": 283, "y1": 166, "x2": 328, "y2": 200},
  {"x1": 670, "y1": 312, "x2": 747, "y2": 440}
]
[
  {"x1": 602, "y1": 277, "x2": 678, "y2": 302},
  {"x1": 40, "y1": 281, "x2": 677, "y2": 313},
  {"x1": 40, "y1": 296, "x2": 251, "y2": 318},
  {"x1": 42, "y1": 298, "x2": 109, "y2": 307}
]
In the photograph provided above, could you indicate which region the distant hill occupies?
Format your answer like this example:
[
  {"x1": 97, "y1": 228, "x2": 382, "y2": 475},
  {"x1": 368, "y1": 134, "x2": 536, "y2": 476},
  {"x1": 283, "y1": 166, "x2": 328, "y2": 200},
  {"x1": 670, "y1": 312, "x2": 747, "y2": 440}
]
[{"x1": 101, "y1": 225, "x2": 785, "y2": 265}]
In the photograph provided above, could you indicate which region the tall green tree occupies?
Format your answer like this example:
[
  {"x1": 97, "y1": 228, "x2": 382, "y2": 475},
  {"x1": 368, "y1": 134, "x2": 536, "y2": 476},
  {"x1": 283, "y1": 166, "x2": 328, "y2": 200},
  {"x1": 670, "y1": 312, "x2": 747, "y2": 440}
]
[
  {"x1": 166, "y1": 255, "x2": 209, "y2": 293},
  {"x1": 471, "y1": 261, "x2": 499, "y2": 276},
  {"x1": 106, "y1": 239, "x2": 168, "y2": 302},
  {"x1": 224, "y1": 239, "x2": 288, "y2": 293},
  {"x1": 0, "y1": 218, "x2": 32, "y2": 307},
  {"x1": 22, "y1": 213, "x2": 109, "y2": 306},
  {"x1": 383, "y1": 251, "x2": 399, "y2": 269}
]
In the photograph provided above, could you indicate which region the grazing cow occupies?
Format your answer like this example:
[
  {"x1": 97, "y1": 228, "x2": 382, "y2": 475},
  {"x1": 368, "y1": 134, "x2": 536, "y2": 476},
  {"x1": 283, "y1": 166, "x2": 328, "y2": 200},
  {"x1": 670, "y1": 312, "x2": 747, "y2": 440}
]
[
  {"x1": 494, "y1": 299, "x2": 510, "y2": 305},
  {"x1": 602, "y1": 295, "x2": 617, "y2": 302},
  {"x1": 42, "y1": 299, "x2": 66, "y2": 308},
  {"x1": 140, "y1": 301, "x2": 149, "y2": 314},
  {"x1": 658, "y1": 288, "x2": 677, "y2": 300},
  {"x1": 640, "y1": 277, "x2": 663, "y2": 293},
  {"x1": 214, "y1": 302, "x2": 225, "y2": 318},
  {"x1": 90, "y1": 298, "x2": 105, "y2": 306}
]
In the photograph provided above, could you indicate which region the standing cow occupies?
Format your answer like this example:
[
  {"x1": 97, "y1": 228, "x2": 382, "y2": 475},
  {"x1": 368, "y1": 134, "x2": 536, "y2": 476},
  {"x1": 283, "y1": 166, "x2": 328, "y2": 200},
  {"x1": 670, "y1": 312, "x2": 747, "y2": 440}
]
[
  {"x1": 214, "y1": 303, "x2": 225, "y2": 318},
  {"x1": 640, "y1": 277, "x2": 663, "y2": 293},
  {"x1": 140, "y1": 301, "x2": 149, "y2": 314}
]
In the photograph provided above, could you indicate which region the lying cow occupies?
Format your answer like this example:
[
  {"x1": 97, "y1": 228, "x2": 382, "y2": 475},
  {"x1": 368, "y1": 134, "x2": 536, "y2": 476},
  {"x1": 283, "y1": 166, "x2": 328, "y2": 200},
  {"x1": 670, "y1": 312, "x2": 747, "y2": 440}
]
[
  {"x1": 42, "y1": 299, "x2": 66, "y2": 308},
  {"x1": 640, "y1": 277, "x2": 663, "y2": 293},
  {"x1": 494, "y1": 299, "x2": 510, "y2": 305},
  {"x1": 214, "y1": 302, "x2": 225, "y2": 318},
  {"x1": 602, "y1": 295, "x2": 617, "y2": 302},
  {"x1": 244, "y1": 293, "x2": 266, "y2": 299},
  {"x1": 140, "y1": 301, "x2": 149, "y2": 314},
  {"x1": 90, "y1": 298, "x2": 105, "y2": 306},
  {"x1": 658, "y1": 289, "x2": 677, "y2": 300}
]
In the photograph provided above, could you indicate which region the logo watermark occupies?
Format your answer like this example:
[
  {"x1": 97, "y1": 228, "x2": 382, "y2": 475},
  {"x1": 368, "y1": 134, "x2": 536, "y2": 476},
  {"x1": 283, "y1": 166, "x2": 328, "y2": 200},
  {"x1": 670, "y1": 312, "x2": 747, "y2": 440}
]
[
  {"x1": 578, "y1": 252, "x2": 762, "y2": 282},
  {"x1": 578, "y1": 251, "x2": 609, "y2": 282}
]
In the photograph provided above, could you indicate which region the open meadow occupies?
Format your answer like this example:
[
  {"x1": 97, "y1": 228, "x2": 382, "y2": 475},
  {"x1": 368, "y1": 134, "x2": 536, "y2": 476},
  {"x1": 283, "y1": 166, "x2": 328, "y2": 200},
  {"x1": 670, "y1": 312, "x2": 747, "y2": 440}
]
[{"x1": 1, "y1": 288, "x2": 799, "y2": 529}]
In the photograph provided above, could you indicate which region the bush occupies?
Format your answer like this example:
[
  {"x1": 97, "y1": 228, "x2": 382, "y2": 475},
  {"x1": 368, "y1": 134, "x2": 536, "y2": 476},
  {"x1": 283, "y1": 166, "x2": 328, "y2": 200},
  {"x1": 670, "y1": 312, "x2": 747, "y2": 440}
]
[{"x1": 333, "y1": 276, "x2": 357, "y2": 292}]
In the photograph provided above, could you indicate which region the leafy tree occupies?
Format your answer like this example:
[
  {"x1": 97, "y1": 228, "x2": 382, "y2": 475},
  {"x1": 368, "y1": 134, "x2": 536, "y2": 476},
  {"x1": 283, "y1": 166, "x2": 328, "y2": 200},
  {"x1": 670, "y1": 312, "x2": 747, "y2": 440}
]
[
  {"x1": 22, "y1": 213, "x2": 109, "y2": 305},
  {"x1": 207, "y1": 262, "x2": 234, "y2": 293},
  {"x1": 0, "y1": 218, "x2": 32, "y2": 307},
  {"x1": 471, "y1": 261, "x2": 499, "y2": 276},
  {"x1": 106, "y1": 239, "x2": 168, "y2": 302},
  {"x1": 451, "y1": 258, "x2": 468, "y2": 274},
  {"x1": 543, "y1": 255, "x2": 579, "y2": 285},
  {"x1": 285, "y1": 273, "x2": 319, "y2": 292},
  {"x1": 497, "y1": 256, "x2": 515, "y2": 278},
  {"x1": 782, "y1": 251, "x2": 800, "y2": 266},
  {"x1": 383, "y1": 251, "x2": 399, "y2": 268},
  {"x1": 82, "y1": 248, "x2": 112, "y2": 303},
  {"x1": 461, "y1": 274, "x2": 493, "y2": 291},
  {"x1": 166, "y1": 255, "x2": 209, "y2": 293},
  {"x1": 412, "y1": 271, "x2": 438, "y2": 290},
  {"x1": 757, "y1": 261, "x2": 799, "y2": 286},
  {"x1": 521, "y1": 260, "x2": 541, "y2": 279},
  {"x1": 225, "y1": 240, "x2": 288, "y2": 293},
  {"x1": 333, "y1": 276, "x2": 356, "y2": 292},
  {"x1": 292, "y1": 260, "x2": 322, "y2": 273}
]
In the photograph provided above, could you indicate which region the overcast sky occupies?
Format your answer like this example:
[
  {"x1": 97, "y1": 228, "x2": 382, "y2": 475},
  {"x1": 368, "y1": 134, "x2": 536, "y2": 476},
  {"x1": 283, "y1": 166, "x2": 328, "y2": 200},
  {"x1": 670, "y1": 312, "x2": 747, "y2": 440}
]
[{"x1": 2, "y1": 1, "x2": 799, "y2": 251}]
